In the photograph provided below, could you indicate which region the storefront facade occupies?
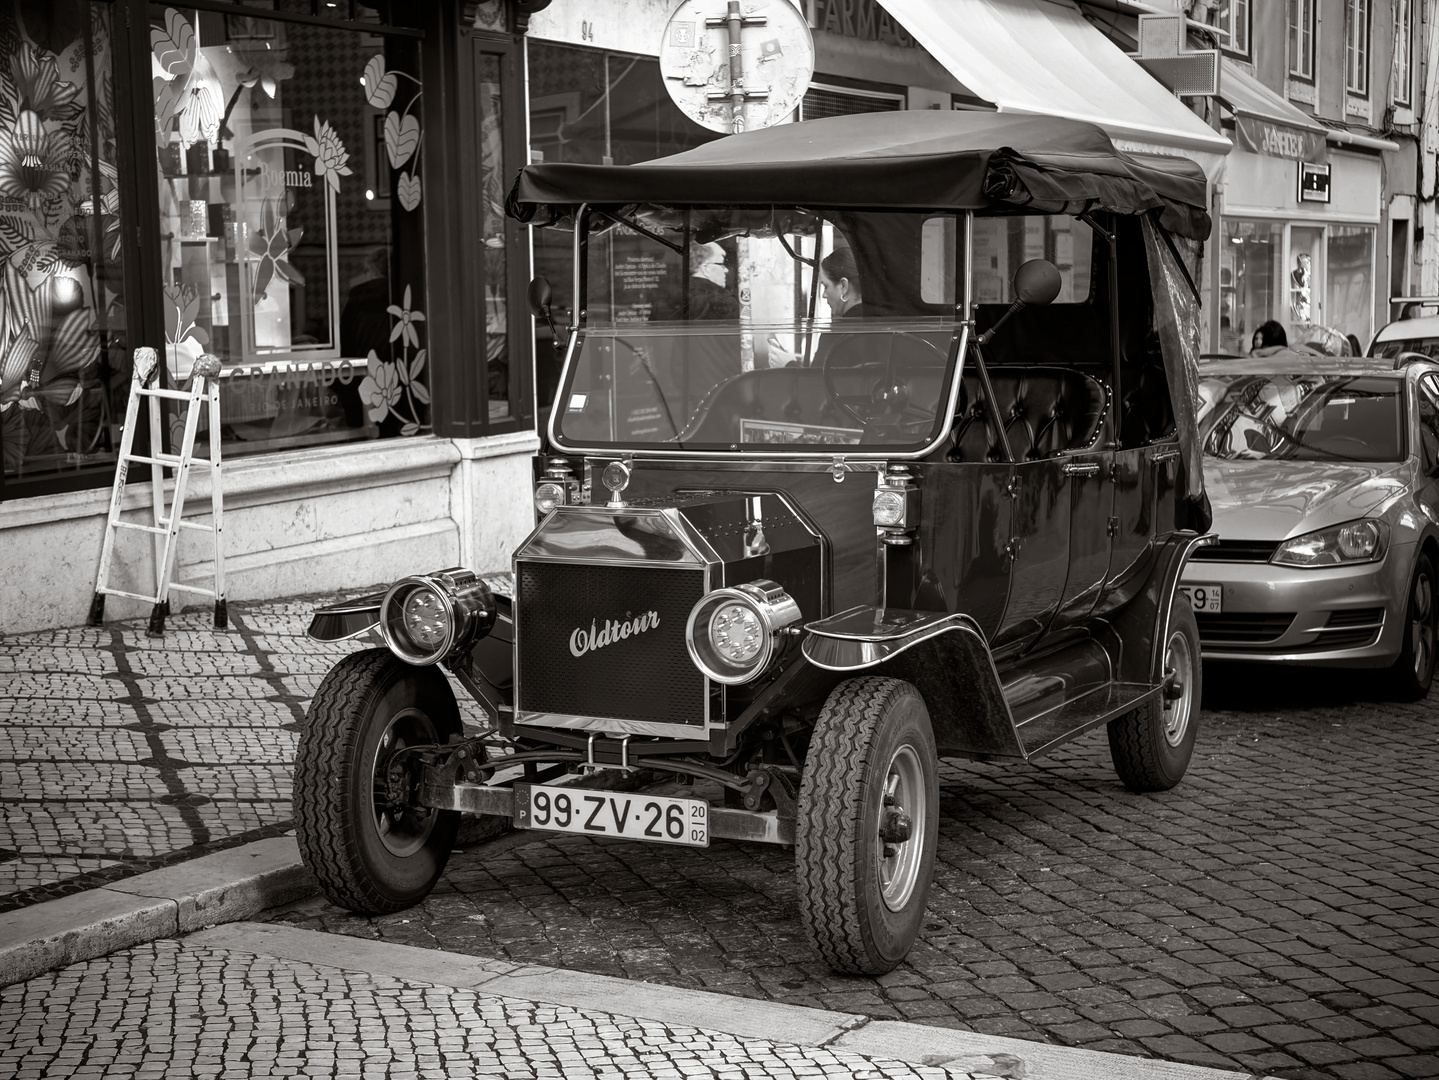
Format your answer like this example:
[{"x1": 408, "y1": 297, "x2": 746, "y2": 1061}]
[
  {"x1": 0, "y1": 0, "x2": 539, "y2": 633},
  {"x1": 1217, "y1": 144, "x2": 1384, "y2": 355}
]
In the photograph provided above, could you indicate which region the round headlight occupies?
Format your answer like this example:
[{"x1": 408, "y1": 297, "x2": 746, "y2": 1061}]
[
  {"x1": 710, "y1": 602, "x2": 764, "y2": 663},
  {"x1": 534, "y1": 481, "x2": 565, "y2": 515},
  {"x1": 379, "y1": 570, "x2": 496, "y2": 665},
  {"x1": 873, "y1": 489, "x2": 906, "y2": 527},
  {"x1": 401, "y1": 587, "x2": 450, "y2": 649},
  {"x1": 686, "y1": 580, "x2": 802, "y2": 685}
]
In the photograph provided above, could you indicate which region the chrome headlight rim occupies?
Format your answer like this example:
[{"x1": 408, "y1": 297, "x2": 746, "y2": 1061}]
[
  {"x1": 1271, "y1": 518, "x2": 1391, "y2": 568},
  {"x1": 379, "y1": 568, "x2": 496, "y2": 666},
  {"x1": 686, "y1": 579, "x2": 801, "y2": 685}
]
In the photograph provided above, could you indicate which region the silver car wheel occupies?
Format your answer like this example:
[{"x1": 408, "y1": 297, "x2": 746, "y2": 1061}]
[
  {"x1": 1411, "y1": 565, "x2": 1435, "y2": 682},
  {"x1": 878, "y1": 744, "x2": 926, "y2": 912},
  {"x1": 1163, "y1": 628, "x2": 1195, "y2": 748},
  {"x1": 370, "y1": 707, "x2": 438, "y2": 858}
]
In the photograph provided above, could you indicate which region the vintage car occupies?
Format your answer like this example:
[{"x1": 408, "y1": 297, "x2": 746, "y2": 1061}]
[
  {"x1": 294, "y1": 111, "x2": 1215, "y2": 975},
  {"x1": 1180, "y1": 351, "x2": 1439, "y2": 698}
]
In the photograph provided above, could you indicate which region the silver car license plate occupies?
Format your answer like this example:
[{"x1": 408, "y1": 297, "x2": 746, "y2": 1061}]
[
  {"x1": 515, "y1": 783, "x2": 709, "y2": 847},
  {"x1": 1179, "y1": 583, "x2": 1222, "y2": 613}
]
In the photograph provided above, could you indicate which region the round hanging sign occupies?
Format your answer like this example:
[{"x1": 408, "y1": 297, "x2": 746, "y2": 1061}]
[{"x1": 660, "y1": 0, "x2": 816, "y2": 134}]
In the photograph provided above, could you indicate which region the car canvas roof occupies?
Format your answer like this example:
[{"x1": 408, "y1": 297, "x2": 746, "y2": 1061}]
[{"x1": 507, "y1": 111, "x2": 1211, "y2": 241}]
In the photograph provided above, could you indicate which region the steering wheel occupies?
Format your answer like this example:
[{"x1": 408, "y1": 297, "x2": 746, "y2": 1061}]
[{"x1": 821, "y1": 334, "x2": 941, "y2": 432}]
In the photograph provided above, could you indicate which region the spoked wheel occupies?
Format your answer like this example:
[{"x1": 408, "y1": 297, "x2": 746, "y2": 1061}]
[
  {"x1": 1389, "y1": 552, "x2": 1437, "y2": 701},
  {"x1": 1108, "y1": 601, "x2": 1201, "y2": 793},
  {"x1": 796, "y1": 677, "x2": 939, "y2": 975},
  {"x1": 293, "y1": 648, "x2": 462, "y2": 913}
]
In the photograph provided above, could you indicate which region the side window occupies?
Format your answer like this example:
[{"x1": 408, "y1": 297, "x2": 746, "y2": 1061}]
[{"x1": 1417, "y1": 375, "x2": 1439, "y2": 473}]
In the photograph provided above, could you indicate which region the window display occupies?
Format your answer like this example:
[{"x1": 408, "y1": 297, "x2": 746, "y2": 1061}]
[
  {"x1": 0, "y1": 0, "x2": 128, "y2": 485},
  {"x1": 149, "y1": 6, "x2": 428, "y2": 452}
]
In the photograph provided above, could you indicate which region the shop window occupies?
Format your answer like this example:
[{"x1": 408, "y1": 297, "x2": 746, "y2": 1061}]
[
  {"x1": 1345, "y1": 0, "x2": 1370, "y2": 96},
  {"x1": 1327, "y1": 225, "x2": 1374, "y2": 346},
  {"x1": 1216, "y1": 0, "x2": 1250, "y2": 58},
  {"x1": 149, "y1": 6, "x2": 428, "y2": 455},
  {"x1": 1219, "y1": 219, "x2": 1282, "y2": 356},
  {"x1": 0, "y1": 0, "x2": 130, "y2": 496},
  {"x1": 527, "y1": 42, "x2": 717, "y2": 424},
  {"x1": 1288, "y1": 0, "x2": 1315, "y2": 80}
]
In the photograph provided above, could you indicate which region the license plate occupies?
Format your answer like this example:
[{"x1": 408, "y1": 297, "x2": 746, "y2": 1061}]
[
  {"x1": 514, "y1": 783, "x2": 709, "y2": 848},
  {"x1": 1179, "y1": 583, "x2": 1222, "y2": 613}
]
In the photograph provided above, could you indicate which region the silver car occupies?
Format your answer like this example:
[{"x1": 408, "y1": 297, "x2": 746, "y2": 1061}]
[{"x1": 1180, "y1": 354, "x2": 1439, "y2": 699}]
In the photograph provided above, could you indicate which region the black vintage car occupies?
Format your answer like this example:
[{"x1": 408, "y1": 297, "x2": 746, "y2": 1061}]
[{"x1": 295, "y1": 111, "x2": 1214, "y2": 975}]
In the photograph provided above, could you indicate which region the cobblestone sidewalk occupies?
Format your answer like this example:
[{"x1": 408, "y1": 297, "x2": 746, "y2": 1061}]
[
  {"x1": 0, "y1": 937, "x2": 991, "y2": 1080},
  {"x1": 0, "y1": 598, "x2": 349, "y2": 911}
]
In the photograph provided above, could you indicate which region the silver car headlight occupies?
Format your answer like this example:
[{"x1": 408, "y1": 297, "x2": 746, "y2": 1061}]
[
  {"x1": 686, "y1": 579, "x2": 801, "y2": 685},
  {"x1": 379, "y1": 568, "x2": 496, "y2": 665},
  {"x1": 1272, "y1": 519, "x2": 1390, "y2": 568}
]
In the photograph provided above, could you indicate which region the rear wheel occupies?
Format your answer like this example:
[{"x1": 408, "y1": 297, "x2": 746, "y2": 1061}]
[
  {"x1": 1389, "y1": 552, "x2": 1437, "y2": 701},
  {"x1": 293, "y1": 648, "x2": 461, "y2": 913},
  {"x1": 1108, "y1": 601, "x2": 1201, "y2": 792},
  {"x1": 795, "y1": 677, "x2": 938, "y2": 975}
]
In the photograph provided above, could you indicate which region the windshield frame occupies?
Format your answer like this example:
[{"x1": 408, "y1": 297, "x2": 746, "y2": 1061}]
[{"x1": 545, "y1": 204, "x2": 974, "y2": 461}]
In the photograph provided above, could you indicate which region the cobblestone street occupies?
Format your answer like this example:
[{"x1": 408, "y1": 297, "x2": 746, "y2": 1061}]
[
  {"x1": 2, "y1": 597, "x2": 1438, "y2": 1079},
  {"x1": 278, "y1": 663, "x2": 1439, "y2": 1080}
]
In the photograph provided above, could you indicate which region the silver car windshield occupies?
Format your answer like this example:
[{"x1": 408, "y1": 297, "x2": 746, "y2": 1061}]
[
  {"x1": 1198, "y1": 374, "x2": 1405, "y2": 462},
  {"x1": 1373, "y1": 337, "x2": 1439, "y2": 360}
]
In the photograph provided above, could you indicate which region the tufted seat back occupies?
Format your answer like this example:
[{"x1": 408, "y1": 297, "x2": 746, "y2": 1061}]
[{"x1": 948, "y1": 366, "x2": 1107, "y2": 462}]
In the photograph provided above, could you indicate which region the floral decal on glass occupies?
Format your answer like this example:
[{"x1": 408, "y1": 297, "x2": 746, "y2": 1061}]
[
  {"x1": 366, "y1": 53, "x2": 423, "y2": 212},
  {"x1": 305, "y1": 118, "x2": 352, "y2": 194},
  {"x1": 358, "y1": 285, "x2": 429, "y2": 436},
  {"x1": 248, "y1": 197, "x2": 305, "y2": 303},
  {"x1": 0, "y1": 2, "x2": 122, "y2": 478}
]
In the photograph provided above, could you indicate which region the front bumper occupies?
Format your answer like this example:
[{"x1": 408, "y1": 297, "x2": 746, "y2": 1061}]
[{"x1": 1180, "y1": 542, "x2": 1413, "y2": 667}]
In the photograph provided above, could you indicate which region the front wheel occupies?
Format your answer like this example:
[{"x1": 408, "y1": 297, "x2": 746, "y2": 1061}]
[
  {"x1": 795, "y1": 676, "x2": 939, "y2": 975},
  {"x1": 1108, "y1": 600, "x2": 1201, "y2": 792},
  {"x1": 1388, "y1": 552, "x2": 1436, "y2": 701},
  {"x1": 293, "y1": 648, "x2": 462, "y2": 913}
]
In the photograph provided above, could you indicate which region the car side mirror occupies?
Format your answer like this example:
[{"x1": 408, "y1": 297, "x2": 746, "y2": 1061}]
[
  {"x1": 978, "y1": 259, "x2": 1062, "y2": 346},
  {"x1": 527, "y1": 276, "x2": 554, "y2": 320},
  {"x1": 1013, "y1": 259, "x2": 1062, "y2": 306}
]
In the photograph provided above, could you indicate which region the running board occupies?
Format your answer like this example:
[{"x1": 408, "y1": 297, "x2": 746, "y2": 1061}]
[{"x1": 1015, "y1": 681, "x2": 1159, "y2": 758}]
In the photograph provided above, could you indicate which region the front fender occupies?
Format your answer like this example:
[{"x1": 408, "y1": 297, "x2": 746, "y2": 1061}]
[
  {"x1": 802, "y1": 606, "x2": 1020, "y2": 759},
  {"x1": 306, "y1": 592, "x2": 385, "y2": 642}
]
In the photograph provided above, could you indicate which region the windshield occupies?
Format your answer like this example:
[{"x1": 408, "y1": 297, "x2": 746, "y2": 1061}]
[
  {"x1": 1198, "y1": 374, "x2": 1405, "y2": 462},
  {"x1": 1372, "y1": 337, "x2": 1439, "y2": 360},
  {"x1": 552, "y1": 207, "x2": 964, "y2": 453}
]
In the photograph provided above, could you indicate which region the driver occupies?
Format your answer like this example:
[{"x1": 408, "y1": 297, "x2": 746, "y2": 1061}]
[{"x1": 768, "y1": 248, "x2": 873, "y2": 367}]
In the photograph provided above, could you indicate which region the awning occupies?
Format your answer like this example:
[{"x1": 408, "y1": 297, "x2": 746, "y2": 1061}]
[
  {"x1": 1217, "y1": 60, "x2": 1328, "y2": 161},
  {"x1": 876, "y1": 0, "x2": 1231, "y2": 159}
]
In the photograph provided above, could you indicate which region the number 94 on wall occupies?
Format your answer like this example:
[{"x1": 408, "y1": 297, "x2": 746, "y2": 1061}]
[{"x1": 514, "y1": 783, "x2": 709, "y2": 847}]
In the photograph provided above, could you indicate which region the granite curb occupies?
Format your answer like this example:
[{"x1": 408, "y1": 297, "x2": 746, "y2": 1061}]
[
  {"x1": 0, "y1": 829, "x2": 1279, "y2": 1080},
  {"x1": 0, "y1": 835, "x2": 315, "y2": 989}
]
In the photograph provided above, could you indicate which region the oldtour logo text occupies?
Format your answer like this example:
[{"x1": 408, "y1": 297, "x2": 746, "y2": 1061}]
[{"x1": 570, "y1": 612, "x2": 661, "y2": 657}]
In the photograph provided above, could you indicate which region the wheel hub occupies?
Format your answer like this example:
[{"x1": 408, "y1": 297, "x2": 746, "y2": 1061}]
[
  {"x1": 1162, "y1": 629, "x2": 1194, "y2": 748},
  {"x1": 370, "y1": 707, "x2": 438, "y2": 858},
  {"x1": 876, "y1": 744, "x2": 926, "y2": 912}
]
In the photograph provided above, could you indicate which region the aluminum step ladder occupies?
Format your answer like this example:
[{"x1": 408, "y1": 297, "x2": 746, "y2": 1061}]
[{"x1": 89, "y1": 347, "x2": 226, "y2": 636}]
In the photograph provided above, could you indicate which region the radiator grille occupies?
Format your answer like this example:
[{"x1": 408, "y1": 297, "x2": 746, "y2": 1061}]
[
  {"x1": 515, "y1": 561, "x2": 707, "y2": 725},
  {"x1": 1190, "y1": 539, "x2": 1280, "y2": 563}
]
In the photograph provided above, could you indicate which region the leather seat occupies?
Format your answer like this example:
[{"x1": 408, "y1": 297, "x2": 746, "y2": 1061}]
[{"x1": 948, "y1": 366, "x2": 1107, "y2": 462}]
